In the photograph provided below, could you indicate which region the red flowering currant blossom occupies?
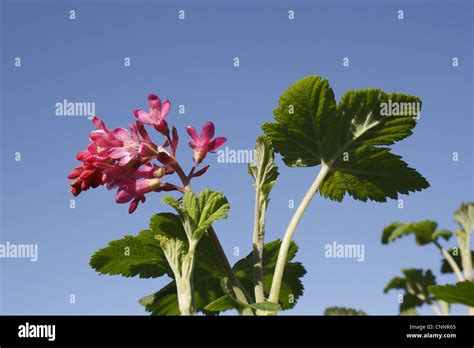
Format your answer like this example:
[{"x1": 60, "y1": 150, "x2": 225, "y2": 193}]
[
  {"x1": 186, "y1": 122, "x2": 227, "y2": 165},
  {"x1": 134, "y1": 94, "x2": 171, "y2": 136},
  {"x1": 69, "y1": 93, "x2": 227, "y2": 214}
]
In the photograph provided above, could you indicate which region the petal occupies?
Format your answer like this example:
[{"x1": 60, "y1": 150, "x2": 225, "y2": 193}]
[
  {"x1": 201, "y1": 122, "x2": 215, "y2": 141},
  {"x1": 134, "y1": 109, "x2": 154, "y2": 124},
  {"x1": 209, "y1": 137, "x2": 227, "y2": 151},
  {"x1": 112, "y1": 128, "x2": 131, "y2": 142},
  {"x1": 129, "y1": 124, "x2": 139, "y2": 142},
  {"x1": 107, "y1": 147, "x2": 130, "y2": 159},
  {"x1": 148, "y1": 94, "x2": 161, "y2": 110},
  {"x1": 118, "y1": 154, "x2": 134, "y2": 166},
  {"x1": 92, "y1": 116, "x2": 105, "y2": 130},
  {"x1": 186, "y1": 126, "x2": 199, "y2": 141},
  {"x1": 160, "y1": 100, "x2": 171, "y2": 118},
  {"x1": 116, "y1": 188, "x2": 133, "y2": 203}
]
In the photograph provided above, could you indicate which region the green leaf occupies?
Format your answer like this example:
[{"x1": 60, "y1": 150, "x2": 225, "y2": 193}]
[
  {"x1": 248, "y1": 136, "x2": 279, "y2": 194},
  {"x1": 324, "y1": 306, "x2": 367, "y2": 316},
  {"x1": 440, "y1": 248, "x2": 474, "y2": 273},
  {"x1": 204, "y1": 295, "x2": 240, "y2": 312},
  {"x1": 429, "y1": 282, "x2": 474, "y2": 307},
  {"x1": 89, "y1": 212, "x2": 196, "y2": 280},
  {"x1": 162, "y1": 189, "x2": 230, "y2": 240},
  {"x1": 262, "y1": 76, "x2": 429, "y2": 202},
  {"x1": 384, "y1": 269, "x2": 437, "y2": 313},
  {"x1": 90, "y1": 227, "x2": 172, "y2": 279},
  {"x1": 381, "y1": 220, "x2": 452, "y2": 246},
  {"x1": 454, "y1": 202, "x2": 474, "y2": 233},
  {"x1": 250, "y1": 301, "x2": 282, "y2": 312},
  {"x1": 400, "y1": 308, "x2": 418, "y2": 316}
]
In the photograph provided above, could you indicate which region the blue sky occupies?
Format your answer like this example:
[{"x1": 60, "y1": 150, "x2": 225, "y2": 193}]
[{"x1": 0, "y1": 0, "x2": 472, "y2": 315}]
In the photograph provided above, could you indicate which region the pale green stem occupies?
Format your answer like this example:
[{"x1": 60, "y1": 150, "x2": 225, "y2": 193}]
[
  {"x1": 252, "y1": 188, "x2": 265, "y2": 304},
  {"x1": 176, "y1": 242, "x2": 197, "y2": 315},
  {"x1": 461, "y1": 231, "x2": 472, "y2": 281},
  {"x1": 457, "y1": 229, "x2": 474, "y2": 315},
  {"x1": 174, "y1": 162, "x2": 255, "y2": 315},
  {"x1": 434, "y1": 242, "x2": 464, "y2": 282},
  {"x1": 268, "y1": 164, "x2": 330, "y2": 305},
  {"x1": 438, "y1": 300, "x2": 450, "y2": 315},
  {"x1": 430, "y1": 303, "x2": 442, "y2": 316}
]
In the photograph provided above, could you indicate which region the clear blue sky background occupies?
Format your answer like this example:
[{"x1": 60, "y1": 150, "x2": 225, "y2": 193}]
[{"x1": 0, "y1": 0, "x2": 472, "y2": 315}]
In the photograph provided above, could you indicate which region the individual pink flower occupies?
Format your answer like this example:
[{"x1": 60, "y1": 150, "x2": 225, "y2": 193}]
[
  {"x1": 134, "y1": 94, "x2": 170, "y2": 136},
  {"x1": 115, "y1": 178, "x2": 163, "y2": 214},
  {"x1": 186, "y1": 122, "x2": 227, "y2": 165},
  {"x1": 107, "y1": 124, "x2": 155, "y2": 166}
]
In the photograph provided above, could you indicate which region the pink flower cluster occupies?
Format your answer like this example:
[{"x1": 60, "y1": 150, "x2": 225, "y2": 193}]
[{"x1": 68, "y1": 94, "x2": 226, "y2": 213}]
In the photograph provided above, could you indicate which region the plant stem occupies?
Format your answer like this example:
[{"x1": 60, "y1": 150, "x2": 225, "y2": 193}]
[
  {"x1": 434, "y1": 241, "x2": 464, "y2": 282},
  {"x1": 207, "y1": 226, "x2": 255, "y2": 315},
  {"x1": 438, "y1": 300, "x2": 450, "y2": 315},
  {"x1": 430, "y1": 303, "x2": 442, "y2": 316},
  {"x1": 268, "y1": 163, "x2": 330, "y2": 305},
  {"x1": 461, "y1": 231, "x2": 472, "y2": 281},
  {"x1": 171, "y1": 160, "x2": 255, "y2": 314},
  {"x1": 176, "y1": 250, "x2": 196, "y2": 315},
  {"x1": 252, "y1": 188, "x2": 265, "y2": 304},
  {"x1": 456, "y1": 229, "x2": 474, "y2": 315}
]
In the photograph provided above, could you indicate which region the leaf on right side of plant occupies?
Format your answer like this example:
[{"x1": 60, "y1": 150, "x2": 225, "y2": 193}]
[
  {"x1": 262, "y1": 76, "x2": 430, "y2": 203},
  {"x1": 384, "y1": 269, "x2": 437, "y2": 314},
  {"x1": 429, "y1": 281, "x2": 474, "y2": 307},
  {"x1": 381, "y1": 220, "x2": 452, "y2": 246}
]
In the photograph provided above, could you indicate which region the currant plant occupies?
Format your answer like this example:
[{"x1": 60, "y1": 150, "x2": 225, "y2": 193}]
[
  {"x1": 383, "y1": 202, "x2": 474, "y2": 315},
  {"x1": 69, "y1": 75, "x2": 430, "y2": 315}
]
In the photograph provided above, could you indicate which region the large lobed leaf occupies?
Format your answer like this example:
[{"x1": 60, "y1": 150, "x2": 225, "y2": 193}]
[
  {"x1": 262, "y1": 76, "x2": 429, "y2": 202},
  {"x1": 381, "y1": 220, "x2": 452, "y2": 246},
  {"x1": 429, "y1": 282, "x2": 474, "y2": 307},
  {"x1": 89, "y1": 216, "x2": 177, "y2": 279}
]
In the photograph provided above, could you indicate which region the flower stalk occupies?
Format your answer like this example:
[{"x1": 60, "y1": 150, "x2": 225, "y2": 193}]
[{"x1": 268, "y1": 163, "x2": 330, "y2": 305}]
